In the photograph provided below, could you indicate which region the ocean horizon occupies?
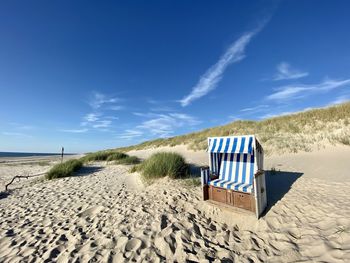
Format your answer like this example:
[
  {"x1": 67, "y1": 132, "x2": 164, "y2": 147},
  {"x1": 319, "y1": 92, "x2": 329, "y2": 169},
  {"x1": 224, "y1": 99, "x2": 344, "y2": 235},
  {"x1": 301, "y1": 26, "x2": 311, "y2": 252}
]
[{"x1": 0, "y1": 152, "x2": 75, "y2": 158}]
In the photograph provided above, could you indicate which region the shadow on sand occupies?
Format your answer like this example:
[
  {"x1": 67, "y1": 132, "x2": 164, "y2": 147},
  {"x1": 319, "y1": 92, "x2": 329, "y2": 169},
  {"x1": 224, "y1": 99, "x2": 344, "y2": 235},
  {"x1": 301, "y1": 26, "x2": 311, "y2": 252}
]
[
  {"x1": 263, "y1": 170, "x2": 303, "y2": 215},
  {"x1": 0, "y1": 191, "x2": 10, "y2": 200}
]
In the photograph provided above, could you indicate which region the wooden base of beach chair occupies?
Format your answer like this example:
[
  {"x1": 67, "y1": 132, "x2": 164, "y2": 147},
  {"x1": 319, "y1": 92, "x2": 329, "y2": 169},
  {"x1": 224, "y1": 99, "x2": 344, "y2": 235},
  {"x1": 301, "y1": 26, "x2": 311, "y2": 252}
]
[{"x1": 208, "y1": 185, "x2": 255, "y2": 213}]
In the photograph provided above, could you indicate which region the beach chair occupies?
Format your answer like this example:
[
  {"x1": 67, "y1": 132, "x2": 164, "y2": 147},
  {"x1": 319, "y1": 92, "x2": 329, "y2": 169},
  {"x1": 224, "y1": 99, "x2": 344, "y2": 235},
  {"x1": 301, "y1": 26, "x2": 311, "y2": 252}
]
[{"x1": 201, "y1": 135, "x2": 267, "y2": 218}]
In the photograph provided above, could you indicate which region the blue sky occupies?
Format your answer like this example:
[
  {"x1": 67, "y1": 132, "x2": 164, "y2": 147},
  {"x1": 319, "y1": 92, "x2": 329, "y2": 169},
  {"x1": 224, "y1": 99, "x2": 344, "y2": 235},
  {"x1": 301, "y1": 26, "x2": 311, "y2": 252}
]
[{"x1": 1, "y1": 1, "x2": 350, "y2": 153}]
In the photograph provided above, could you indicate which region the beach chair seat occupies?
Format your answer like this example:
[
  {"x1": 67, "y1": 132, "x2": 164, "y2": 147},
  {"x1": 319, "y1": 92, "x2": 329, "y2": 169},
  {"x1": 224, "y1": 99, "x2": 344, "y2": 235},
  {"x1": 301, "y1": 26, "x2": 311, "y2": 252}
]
[
  {"x1": 208, "y1": 152, "x2": 255, "y2": 194},
  {"x1": 209, "y1": 179, "x2": 253, "y2": 193}
]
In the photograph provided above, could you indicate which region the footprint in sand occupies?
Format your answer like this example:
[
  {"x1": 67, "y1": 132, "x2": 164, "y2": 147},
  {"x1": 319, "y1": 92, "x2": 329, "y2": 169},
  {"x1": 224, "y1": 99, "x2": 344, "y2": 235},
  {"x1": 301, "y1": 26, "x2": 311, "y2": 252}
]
[
  {"x1": 78, "y1": 206, "x2": 104, "y2": 218},
  {"x1": 125, "y1": 238, "x2": 143, "y2": 252}
]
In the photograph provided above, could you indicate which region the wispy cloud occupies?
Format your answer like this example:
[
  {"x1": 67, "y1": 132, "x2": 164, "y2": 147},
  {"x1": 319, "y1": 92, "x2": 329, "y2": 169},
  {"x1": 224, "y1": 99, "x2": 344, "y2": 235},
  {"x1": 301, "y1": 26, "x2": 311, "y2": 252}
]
[
  {"x1": 60, "y1": 128, "x2": 89, "y2": 133},
  {"x1": 84, "y1": 113, "x2": 100, "y2": 122},
  {"x1": 266, "y1": 78, "x2": 350, "y2": 101},
  {"x1": 327, "y1": 95, "x2": 350, "y2": 106},
  {"x1": 89, "y1": 92, "x2": 122, "y2": 109},
  {"x1": 117, "y1": 129, "x2": 144, "y2": 140},
  {"x1": 180, "y1": 23, "x2": 267, "y2": 107},
  {"x1": 92, "y1": 120, "x2": 112, "y2": 129},
  {"x1": 105, "y1": 116, "x2": 119, "y2": 120},
  {"x1": 240, "y1": 104, "x2": 269, "y2": 112},
  {"x1": 2, "y1": 132, "x2": 33, "y2": 138},
  {"x1": 9, "y1": 123, "x2": 35, "y2": 130},
  {"x1": 259, "y1": 111, "x2": 295, "y2": 119},
  {"x1": 273, "y1": 62, "x2": 308, "y2": 81},
  {"x1": 81, "y1": 113, "x2": 113, "y2": 129},
  {"x1": 109, "y1": 105, "x2": 124, "y2": 111},
  {"x1": 131, "y1": 112, "x2": 201, "y2": 138}
]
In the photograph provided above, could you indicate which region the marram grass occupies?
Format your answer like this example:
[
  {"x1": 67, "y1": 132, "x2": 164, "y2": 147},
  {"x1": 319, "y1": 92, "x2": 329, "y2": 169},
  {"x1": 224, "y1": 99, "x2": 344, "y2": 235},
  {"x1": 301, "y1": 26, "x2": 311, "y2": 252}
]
[
  {"x1": 46, "y1": 159, "x2": 83, "y2": 180},
  {"x1": 138, "y1": 152, "x2": 189, "y2": 180}
]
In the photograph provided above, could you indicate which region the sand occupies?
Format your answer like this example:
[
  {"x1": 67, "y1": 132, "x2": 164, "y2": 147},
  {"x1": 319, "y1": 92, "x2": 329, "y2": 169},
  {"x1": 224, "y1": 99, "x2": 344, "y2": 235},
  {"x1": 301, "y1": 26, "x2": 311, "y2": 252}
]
[{"x1": 0, "y1": 146, "x2": 350, "y2": 262}]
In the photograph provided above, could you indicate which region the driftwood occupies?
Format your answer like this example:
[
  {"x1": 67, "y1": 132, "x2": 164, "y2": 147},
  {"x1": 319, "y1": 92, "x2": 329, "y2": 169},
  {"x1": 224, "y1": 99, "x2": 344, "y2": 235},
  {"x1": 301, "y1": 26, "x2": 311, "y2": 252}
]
[{"x1": 5, "y1": 172, "x2": 47, "y2": 191}]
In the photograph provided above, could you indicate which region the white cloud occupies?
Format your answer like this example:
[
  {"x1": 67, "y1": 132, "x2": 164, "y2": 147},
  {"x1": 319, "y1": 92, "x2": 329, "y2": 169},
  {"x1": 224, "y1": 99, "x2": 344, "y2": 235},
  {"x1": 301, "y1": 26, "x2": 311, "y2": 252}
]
[
  {"x1": 240, "y1": 105, "x2": 269, "y2": 112},
  {"x1": 84, "y1": 113, "x2": 99, "y2": 122},
  {"x1": 105, "y1": 116, "x2": 119, "y2": 120},
  {"x1": 135, "y1": 113, "x2": 201, "y2": 137},
  {"x1": 266, "y1": 78, "x2": 350, "y2": 101},
  {"x1": 9, "y1": 123, "x2": 35, "y2": 130},
  {"x1": 117, "y1": 129, "x2": 144, "y2": 140},
  {"x1": 273, "y1": 62, "x2": 308, "y2": 81},
  {"x1": 89, "y1": 92, "x2": 121, "y2": 109},
  {"x1": 60, "y1": 128, "x2": 89, "y2": 133},
  {"x1": 2, "y1": 132, "x2": 32, "y2": 137},
  {"x1": 327, "y1": 95, "x2": 350, "y2": 106},
  {"x1": 109, "y1": 105, "x2": 124, "y2": 111},
  {"x1": 259, "y1": 111, "x2": 295, "y2": 119},
  {"x1": 180, "y1": 25, "x2": 265, "y2": 107},
  {"x1": 92, "y1": 120, "x2": 112, "y2": 128},
  {"x1": 168, "y1": 113, "x2": 201, "y2": 125}
]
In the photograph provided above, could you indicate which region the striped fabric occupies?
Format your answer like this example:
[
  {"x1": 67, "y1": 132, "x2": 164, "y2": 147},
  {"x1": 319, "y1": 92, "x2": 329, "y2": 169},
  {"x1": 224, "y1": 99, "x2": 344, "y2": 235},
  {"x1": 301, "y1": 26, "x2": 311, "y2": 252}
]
[
  {"x1": 209, "y1": 153, "x2": 255, "y2": 193},
  {"x1": 208, "y1": 136, "x2": 254, "y2": 154},
  {"x1": 209, "y1": 152, "x2": 221, "y2": 175},
  {"x1": 201, "y1": 167, "x2": 210, "y2": 186}
]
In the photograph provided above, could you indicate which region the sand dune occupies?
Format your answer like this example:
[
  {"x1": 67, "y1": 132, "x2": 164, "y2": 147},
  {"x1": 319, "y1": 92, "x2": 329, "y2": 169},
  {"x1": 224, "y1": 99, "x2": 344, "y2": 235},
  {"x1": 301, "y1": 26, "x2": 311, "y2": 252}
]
[{"x1": 0, "y1": 146, "x2": 350, "y2": 262}]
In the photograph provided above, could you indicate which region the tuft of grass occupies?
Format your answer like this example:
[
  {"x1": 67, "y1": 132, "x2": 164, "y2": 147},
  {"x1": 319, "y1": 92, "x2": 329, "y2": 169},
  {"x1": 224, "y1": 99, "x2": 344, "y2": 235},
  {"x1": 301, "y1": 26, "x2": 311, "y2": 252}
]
[
  {"x1": 106, "y1": 152, "x2": 128, "y2": 162},
  {"x1": 138, "y1": 152, "x2": 189, "y2": 180},
  {"x1": 82, "y1": 151, "x2": 127, "y2": 163},
  {"x1": 82, "y1": 151, "x2": 111, "y2": 162},
  {"x1": 129, "y1": 165, "x2": 139, "y2": 173},
  {"x1": 46, "y1": 159, "x2": 83, "y2": 180},
  {"x1": 115, "y1": 156, "x2": 140, "y2": 165}
]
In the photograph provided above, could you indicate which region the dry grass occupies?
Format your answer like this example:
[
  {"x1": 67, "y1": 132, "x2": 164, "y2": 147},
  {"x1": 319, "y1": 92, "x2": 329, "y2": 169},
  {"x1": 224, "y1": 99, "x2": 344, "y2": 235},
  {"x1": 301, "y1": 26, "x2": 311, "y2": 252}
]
[{"x1": 117, "y1": 102, "x2": 350, "y2": 155}]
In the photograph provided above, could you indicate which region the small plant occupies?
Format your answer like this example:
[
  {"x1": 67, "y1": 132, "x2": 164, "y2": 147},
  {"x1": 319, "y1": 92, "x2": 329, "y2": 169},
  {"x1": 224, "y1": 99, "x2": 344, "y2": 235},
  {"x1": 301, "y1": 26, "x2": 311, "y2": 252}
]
[
  {"x1": 139, "y1": 152, "x2": 189, "y2": 180},
  {"x1": 46, "y1": 159, "x2": 83, "y2": 180},
  {"x1": 129, "y1": 165, "x2": 139, "y2": 173}
]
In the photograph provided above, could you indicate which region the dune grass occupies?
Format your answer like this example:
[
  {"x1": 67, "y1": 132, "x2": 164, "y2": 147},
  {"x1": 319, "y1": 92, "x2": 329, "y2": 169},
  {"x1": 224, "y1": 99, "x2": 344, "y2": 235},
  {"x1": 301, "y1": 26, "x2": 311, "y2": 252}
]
[
  {"x1": 117, "y1": 102, "x2": 350, "y2": 155},
  {"x1": 46, "y1": 159, "x2": 83, "y2": 180},
  {"x1": 82, "y1": 150, "x2": 128, "y2": 163},
  {"x1": 138, "y1": 152, "x2": 189, "y2": 180},
  {"x1": 106, "y1": 152, "x2": 128, "y2": 162},
  {"x1": 115, "y1": 156, "x2": 140, "y2": 165}
]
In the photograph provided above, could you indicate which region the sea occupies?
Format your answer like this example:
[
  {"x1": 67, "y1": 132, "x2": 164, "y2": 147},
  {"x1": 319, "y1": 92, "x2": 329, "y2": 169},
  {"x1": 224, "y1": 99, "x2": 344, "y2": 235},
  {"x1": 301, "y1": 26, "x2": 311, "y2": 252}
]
[{"x1": 0, "y1": 152, "x2": 73, "y2": 158}]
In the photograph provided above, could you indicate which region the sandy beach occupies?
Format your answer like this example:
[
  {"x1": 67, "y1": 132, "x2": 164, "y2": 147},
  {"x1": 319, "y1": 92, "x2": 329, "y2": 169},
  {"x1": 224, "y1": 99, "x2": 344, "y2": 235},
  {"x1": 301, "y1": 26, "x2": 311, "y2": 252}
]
[{"x1": 0, "y1": 146, "x2": 350, "y2": 262}]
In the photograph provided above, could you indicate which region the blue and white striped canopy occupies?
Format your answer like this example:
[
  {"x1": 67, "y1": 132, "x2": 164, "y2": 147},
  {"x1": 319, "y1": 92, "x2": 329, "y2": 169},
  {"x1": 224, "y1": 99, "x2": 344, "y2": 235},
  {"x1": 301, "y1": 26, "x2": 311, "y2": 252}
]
[{"x1": 208, "y1": 135, "x2": 254, "y2": 154}]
